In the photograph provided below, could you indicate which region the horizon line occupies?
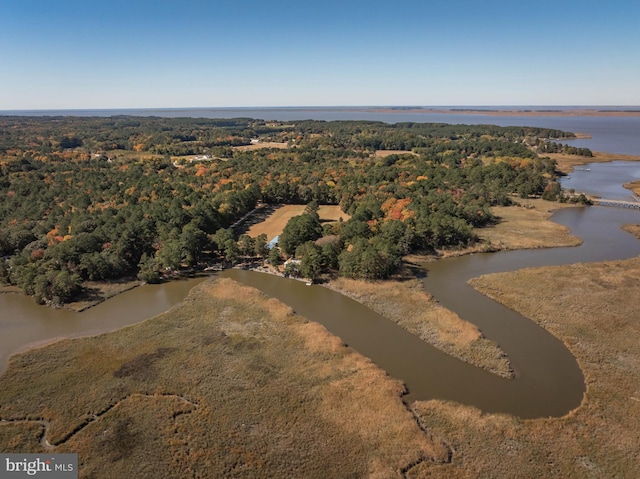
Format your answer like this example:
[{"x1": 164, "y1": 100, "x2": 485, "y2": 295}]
[{"x1": 2, "y1": 104, "x2": 640, "y2": 113}]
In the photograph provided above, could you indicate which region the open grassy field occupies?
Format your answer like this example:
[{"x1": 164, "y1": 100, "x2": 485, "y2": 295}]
[
  {"x1": 0, "y1": 278, "x2": 450, "y2": 478},
  {"x1": 404, "y1": 255, "x2": 640, "y2": 478},
  {"x1": 233, "y1": 142, "x2": 289, "y2": 151},
  {"x1": 374, "y1": 150, "x2": 417, "y2": 157},
  {"x1": 244, "y1": 204, "x2": 350, "y2": 240}
]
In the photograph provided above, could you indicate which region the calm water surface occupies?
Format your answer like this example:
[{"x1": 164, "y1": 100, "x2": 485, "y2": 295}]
[
  {"x1": 0, "y1": 278, "x2": 206, "y2": 368},
  {"x1": 561, "y1": 161, "x2": 640, "y2": 199}
]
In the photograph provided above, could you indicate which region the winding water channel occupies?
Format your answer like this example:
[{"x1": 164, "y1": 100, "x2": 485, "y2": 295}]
[{"x1": 1, "y1": 161, "x2": 639, "y2": 419}]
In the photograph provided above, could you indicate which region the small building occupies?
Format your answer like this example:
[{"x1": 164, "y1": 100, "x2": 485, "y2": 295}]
[{"x1": 266, "y1": 236, "x2": 279, "y2": 250}]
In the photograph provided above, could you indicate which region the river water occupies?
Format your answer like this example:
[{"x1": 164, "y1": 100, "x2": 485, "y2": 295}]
[{"x1": 1, "y1": 111, "x2": 639, "y2": 418}]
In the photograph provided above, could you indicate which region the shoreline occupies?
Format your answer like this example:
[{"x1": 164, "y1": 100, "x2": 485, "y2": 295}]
[
  {"x1": 358, "y1": 107, "x2": 640, "y2": 117},
  {"x1": 548, "y1": 150, "x2": 640, "y2": 174}
]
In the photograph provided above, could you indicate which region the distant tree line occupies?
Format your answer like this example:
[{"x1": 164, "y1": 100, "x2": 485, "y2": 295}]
[{"x1": 538, "y1": 141, "x2": 593, "y2": 157}]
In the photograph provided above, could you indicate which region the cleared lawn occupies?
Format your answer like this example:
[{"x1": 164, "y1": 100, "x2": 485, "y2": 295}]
[
  {"x1": 374, "y1": 150, "x2": 417, "y2": 157},
  {"x1": 245, "y1": 204, "x2": 350, "y2": 240},
  {"x1": 233, "y1": 142, "x2": 289, "y2": 151}
]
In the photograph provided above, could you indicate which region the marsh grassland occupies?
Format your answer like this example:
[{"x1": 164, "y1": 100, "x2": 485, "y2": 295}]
[
  {"x1": 548, "y1": 150, "x2": 640, "y2": 174},
  {"x1": 475, "y1": 198, "x2": 582, "y2": 251},
  {"x1": 1, "y1": 202, "x2": 637, "y2": 477},
  {"x1": 406, "y1": 255, "x2": 640, "y2": 478},
  {"x1": 327, "y1": 278, "x2": 513, "y2": 378},
  {"x1": 0, "y1": 278, "x2": 450, "y2": 478}
]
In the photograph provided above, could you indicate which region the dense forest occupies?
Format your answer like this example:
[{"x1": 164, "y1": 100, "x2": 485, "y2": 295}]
[{"x1": 0, "y1": 116, "x2": 587, "y2": 304}]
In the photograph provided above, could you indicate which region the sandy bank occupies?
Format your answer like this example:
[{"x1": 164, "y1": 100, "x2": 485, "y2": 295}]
[{"x1": 623, "y1": 179, "x2": 640, "y2": 196}]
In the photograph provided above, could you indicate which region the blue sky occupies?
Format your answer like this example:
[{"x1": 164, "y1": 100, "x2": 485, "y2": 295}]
[{"x1": 1, "y1": 0, "x2": 638, "y2": 109}]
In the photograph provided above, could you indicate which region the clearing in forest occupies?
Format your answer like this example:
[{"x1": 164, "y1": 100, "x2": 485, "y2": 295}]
[{"x1": 243, "y1": 204, "x2": 349, "y2": 240}]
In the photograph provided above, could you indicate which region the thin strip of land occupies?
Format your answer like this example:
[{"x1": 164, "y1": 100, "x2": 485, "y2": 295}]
[
  {"x1": 359, "y1": 107, "x2": 640, "y2": 117},
  {"x1": 327, "y1": 277, "x2": 514, "y2": 378},
  {"x1": 623, "y1": 180, "x2": 640, "y2": 196},
  {"x1": 233, "y1": 142, "x2": 289, "y2": 151},
  {"x1": 544, "y1": 151, "x2": 640, "y2": 174}
]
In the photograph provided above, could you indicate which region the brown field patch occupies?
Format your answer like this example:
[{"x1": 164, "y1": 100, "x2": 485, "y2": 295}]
[
  {"x1": 233, "y1": 142, "x2": 289, "y2": 151},
  {"x1": 245, "y1": 204, "x2": 349, "y2": 240},
  {"x1": 374, "y1": 150, "x2": 417, "y2": 157}
]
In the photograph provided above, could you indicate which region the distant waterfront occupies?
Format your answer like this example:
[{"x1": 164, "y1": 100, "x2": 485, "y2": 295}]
[{"x1": 3, "y1": 106, "x2": 640, "y2": 155}]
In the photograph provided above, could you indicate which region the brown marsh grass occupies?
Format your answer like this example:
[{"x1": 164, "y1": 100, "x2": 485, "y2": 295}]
[
  {"x1": 475, "y1": 198, "x2": 583, "y2": 252},
  {"x1": 328, "y1": 278, "x2": 513, "y2": 378},
  {"x1": 623, "y1": 180, "x2": 640, "y2": 196},
  {"x1": 64, "y1": 279, "x2": 141, "y2": 312},
  {"x1": 623, "y1": 224, "x2": 640, "y2": 238},
  {"x1": 406, "y1": 256, "x2": 640, "y2": 478},
  {"x1": 0, "y1": 278, "x2": 450, "y2": 478}
]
